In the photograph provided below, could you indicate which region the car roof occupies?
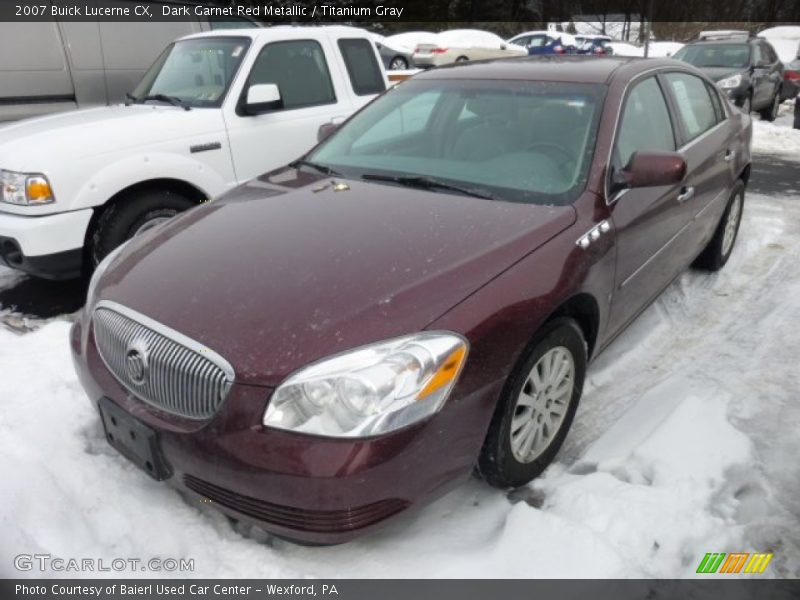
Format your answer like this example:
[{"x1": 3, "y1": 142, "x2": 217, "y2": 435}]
[
  {"x1": 685, "y1": 38, "x2": 757, "y2": 47},
  {"x1": 179, "y1": 25, "x2": 370, "y2": 42},
  {"x1": 413, "y1": 55, "x2": 678, "y2": 84}
]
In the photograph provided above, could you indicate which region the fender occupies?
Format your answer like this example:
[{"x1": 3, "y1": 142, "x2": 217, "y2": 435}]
[{"x1": 72, "y1": 151, "x2": 234, "y2": 212}]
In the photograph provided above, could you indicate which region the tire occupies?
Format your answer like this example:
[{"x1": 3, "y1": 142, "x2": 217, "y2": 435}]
[
  {"x1": 478, "y1": 318, "x2": 587, "y2": 489},
  {"x1": 455, "y1": 56, "x2": 469, "y2": 63},
  {"x1": 91, "y1": 189, "x2": 195, "y2": 267},
  {"x1": 388, "y1": 56, "x2": 408, "y2": 70},
  {"x1": 759, "y1": 90, "x2": 781, "y2": 121},
  {"x1": 693, "y1": 180, "x2": 745, "y2": 271},
  {"x1": 739, "y1": 92, "x2": 752, "y2": 115}
]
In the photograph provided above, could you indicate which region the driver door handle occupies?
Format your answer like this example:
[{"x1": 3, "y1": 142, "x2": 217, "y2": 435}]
[
  {"x1": 724, "y1": 149, "x2": 735, "y2": 162},
  {"x1": 677, "y1": 186, "x2": 695, "y2": 203}
]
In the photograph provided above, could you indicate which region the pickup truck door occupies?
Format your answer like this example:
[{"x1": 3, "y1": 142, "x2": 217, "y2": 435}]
[
  {"x1": 222, "y1": 36, "x2": 359, "y2": 183},
  {"x1": 606, "y1": 75, "x2": 693, "y2": 336}
]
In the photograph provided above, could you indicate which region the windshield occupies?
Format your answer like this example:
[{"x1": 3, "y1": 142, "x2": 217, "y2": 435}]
[
  {"x1": 673, "y1": 44, "x2": 750, "y2": 69},
  {"x1": 308, "y1": 79, "x2": 606, "y2": 205},
  {"x1": 131, "y1": 37, "x2": 250, "y2": 108}
]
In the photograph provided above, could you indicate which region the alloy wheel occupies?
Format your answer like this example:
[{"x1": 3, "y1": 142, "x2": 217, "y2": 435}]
[
  {"x1": 509, "y1": 346, "x2": 575, "y2": 463},
  {"x1": 722, "y1": 192, "x2": 742, "y2": 257}
]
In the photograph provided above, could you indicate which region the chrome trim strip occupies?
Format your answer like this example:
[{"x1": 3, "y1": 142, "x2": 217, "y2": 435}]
[{"x1": 95, "y1": 300, "x2": 235, "y2": 381}]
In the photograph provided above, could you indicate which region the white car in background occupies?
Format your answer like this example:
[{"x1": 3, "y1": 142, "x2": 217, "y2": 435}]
[{"x1": 413, "y1": 29, "x2": 527, "y2": 67}]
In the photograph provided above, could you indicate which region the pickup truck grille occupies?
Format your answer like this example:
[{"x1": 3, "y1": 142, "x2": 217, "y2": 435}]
[{"x1": 92, "y1": 301, "x2": 234, "y2": 420}]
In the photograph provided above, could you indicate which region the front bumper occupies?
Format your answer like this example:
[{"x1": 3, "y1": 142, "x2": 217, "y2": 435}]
[
  {"x1": 70, "y1": 317, "x2": 497, "y2": 544},
  {"x1": 0, "y1": 208, "x2": 92, "y2": 279}
]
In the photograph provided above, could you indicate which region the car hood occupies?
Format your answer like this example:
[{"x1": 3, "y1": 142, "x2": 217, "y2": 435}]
[
  {"x1": 96, "y1": 170, "x2": 576, "y2": 387},
  {"x1": 0, "y1": 105, "x2": 220, "y2": 171},
  {"x1": 695, "y1": 66, "x2": 746, "y2": 82}
]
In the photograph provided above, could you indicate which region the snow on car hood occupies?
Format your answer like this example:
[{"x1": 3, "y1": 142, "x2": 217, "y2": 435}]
[
  {"x1": 97, "y1": 171, "x2": 577, "y2": 387},
  {"x1": 0, "y1": 104, "x2": 222, "y2": 172}
]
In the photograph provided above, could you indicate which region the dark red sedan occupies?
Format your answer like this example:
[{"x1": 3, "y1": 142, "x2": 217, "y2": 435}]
[{"x1": 70, "y1": 56, "x2": 752, "y2": 544}]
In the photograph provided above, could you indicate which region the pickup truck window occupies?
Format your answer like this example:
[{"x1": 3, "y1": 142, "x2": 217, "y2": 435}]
[
  {"x1": 337, "y1": 38, "x2": 386, "y2": 96},
  {"x1": 131, "y1": 37, "x2": 250, "y2": 108},
  {"x1": 247, "y1": 40, "x2": 336, "y2": 110}
]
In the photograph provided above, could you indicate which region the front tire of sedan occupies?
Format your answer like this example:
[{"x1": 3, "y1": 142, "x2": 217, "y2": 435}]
[
  {"x1": 478, "y1": 318, "x2": 586, "y2": 489},
  {"x1": 693, "y1": 180, "x2": 745, "y2": 271},
  {"x1": 91, "y1": 190, "x2": 195, "y2": 267},
  {"x1": 389, "y1": 56, "x2": 408, "y2": 70}
]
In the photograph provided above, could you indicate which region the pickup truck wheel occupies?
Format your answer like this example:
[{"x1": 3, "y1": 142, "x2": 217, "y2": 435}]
[
  {"x1": 91, "y1": 190, "x2": 195, "y2": 266},
  {"x1": 477, "y1": 318, "x2": 586, "y2": 489},
  {"x1": 693, "y1": 180, "x2": 745, "y2": 271},
  {"x1": 759, "y1": 91, "x2": 781, "y2": 122}
]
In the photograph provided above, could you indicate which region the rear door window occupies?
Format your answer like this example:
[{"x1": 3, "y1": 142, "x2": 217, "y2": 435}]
[
  {"x1": 337, "y1": 38, "x2": 386, "y2": 96},
  {"x1": 663, "y1": 72, "x2": 719, "y2": 142}
]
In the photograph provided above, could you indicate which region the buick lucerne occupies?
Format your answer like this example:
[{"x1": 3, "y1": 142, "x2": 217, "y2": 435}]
[{"x1": 71, "y1": 57, "x2": 752, "y2": 544}]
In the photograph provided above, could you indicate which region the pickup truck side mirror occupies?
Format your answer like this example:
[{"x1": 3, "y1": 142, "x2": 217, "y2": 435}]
[
  {"x1": 611, "y1": 151, "x2": 686, "y2": 196},
  {"x1": 243, "y1": 83, "x2": 282, "y2": 115},
  {"x1": 500, "y1": 43, "x2": 507, "y2": 50}
]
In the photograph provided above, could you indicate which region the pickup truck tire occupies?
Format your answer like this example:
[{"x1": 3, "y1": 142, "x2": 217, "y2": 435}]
[
  {"x1": 693, "y1": 180, "x2": 744, "y2": 271},
  {"x1": 477, "y1": 318, "x2": 586, "y2": 489},
  {"x1": 91, "y1": 190, "x2": 195, "y2": 266}
]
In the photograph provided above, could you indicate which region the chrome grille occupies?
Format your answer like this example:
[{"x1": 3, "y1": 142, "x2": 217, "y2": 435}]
[{"x1": 93, "y1": 300, "x2": 234, "y2": 420}]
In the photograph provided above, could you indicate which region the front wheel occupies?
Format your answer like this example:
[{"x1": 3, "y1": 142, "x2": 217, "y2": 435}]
[
  {"x1": 388, "y1": 56, "x2": 408, "y2": 70},
  {"x1": 759, "y1": 90, "x2": 781, "y2": 121},
  {"x1": 478, "y1": 318, "x2": 586, "y2": 489},
  {"x1": 693, "y1": 180, "x2": 745, "y2": 271},
  {"x1": 91, "y1": 190, "x2": 195, "y2": 267}
]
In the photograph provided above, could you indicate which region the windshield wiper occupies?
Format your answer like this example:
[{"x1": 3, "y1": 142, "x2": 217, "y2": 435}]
[
  {"x1": 361, "y1": 174, "x2": 495, "y2": 200},
  {"x1": 289, "y1": 159, "x2": 341, "y2": 177},
  {"x1": 136, "y1": 93, "x2": 191, "y2": 111}
]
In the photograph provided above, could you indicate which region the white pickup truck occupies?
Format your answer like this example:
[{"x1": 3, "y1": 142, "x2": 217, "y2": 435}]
[{"x1": 0, "y1": 26, "x2": 387, "y2": 279}]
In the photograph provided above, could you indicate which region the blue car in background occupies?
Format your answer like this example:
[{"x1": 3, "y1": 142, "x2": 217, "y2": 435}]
[
  {"x1": 576, "y1": 35, "x2": 615, "y2": 55},
  {"x1": 507, "y1": 30, "x2": 577, "y2": 55}
]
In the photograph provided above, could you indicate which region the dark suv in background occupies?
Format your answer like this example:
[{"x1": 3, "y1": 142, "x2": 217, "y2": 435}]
[{"x1": 673, "y1": 34, "x2": 784, "y2": 120}]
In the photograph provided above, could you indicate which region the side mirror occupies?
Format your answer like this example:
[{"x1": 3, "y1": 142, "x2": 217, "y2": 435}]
[
  {"x1": 317, "y1": 122, "x2": 339, "y2": 142},
  {"x1": 500, "y1": 43, "x2": 507, "y2": 50},
  {"x1": 611, "y1": 151, "x2": 686, "y2": 195},
  {"x1": 243, "y1": 83, "x2": 282, "y2": 115}
]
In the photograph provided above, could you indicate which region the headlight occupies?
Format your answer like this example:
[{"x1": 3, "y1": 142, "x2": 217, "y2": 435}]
[
  {"x1": 717, "y1": 73, "x2": 743, "y2": 89},
  {"x1": 86, "y1": 241, "x2": 130, "y2": 309},
  {"x1": 263, "y1": 332, "x2": 468, "y2": 438},
  {"x1": 0, "y1": 170, "x2": 55, "y2": 205}
]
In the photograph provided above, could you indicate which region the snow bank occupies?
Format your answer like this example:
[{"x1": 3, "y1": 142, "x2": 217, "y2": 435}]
[{"x1": 752, "y1": 116, "x2": 800, "y2": 157}]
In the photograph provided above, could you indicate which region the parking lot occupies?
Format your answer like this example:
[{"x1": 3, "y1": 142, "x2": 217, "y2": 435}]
[{"x1": 0, "y1": 102, "x2": 797, "y2": 578}]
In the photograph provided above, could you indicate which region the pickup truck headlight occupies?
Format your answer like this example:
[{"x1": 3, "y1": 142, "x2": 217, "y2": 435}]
[
  {"x1": 263, "y1": 332, "x2": 468, "y2": 438},
  {"x1": 0, "y1": 170, "x2": 55, "y2": 205},
  {"x1": 717, "y1": 73, "x2": 743, "y2": 89}
]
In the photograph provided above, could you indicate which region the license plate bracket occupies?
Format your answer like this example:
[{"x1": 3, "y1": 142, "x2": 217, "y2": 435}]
[{"x1": 99, "y1": 397, "x2": 172, "y2": 481}]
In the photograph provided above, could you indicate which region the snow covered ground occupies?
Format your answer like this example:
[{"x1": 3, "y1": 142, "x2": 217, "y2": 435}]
[{"x1": 1, "y1": 115, "x2": 799, "y2": 579}]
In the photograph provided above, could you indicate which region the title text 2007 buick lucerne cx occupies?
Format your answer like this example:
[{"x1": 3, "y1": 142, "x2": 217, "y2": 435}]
[{"x1": 71, "y1": 56, "x2": 752, "y2": 544}]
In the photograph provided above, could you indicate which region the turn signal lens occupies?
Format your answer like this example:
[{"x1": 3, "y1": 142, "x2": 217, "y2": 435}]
[{"x1": 26, "y1": 176, "x2": 54, "y2": 204}]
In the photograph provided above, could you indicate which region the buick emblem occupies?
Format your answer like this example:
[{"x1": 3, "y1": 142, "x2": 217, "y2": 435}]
[{"x1": 125, "y1": 339, "x2": 149, "y2": 385}]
